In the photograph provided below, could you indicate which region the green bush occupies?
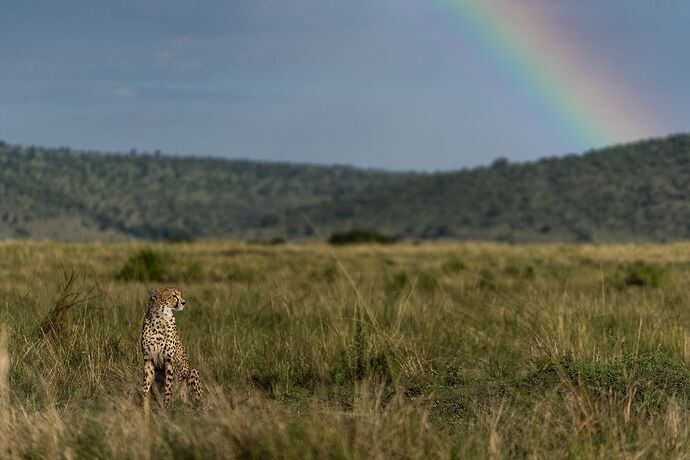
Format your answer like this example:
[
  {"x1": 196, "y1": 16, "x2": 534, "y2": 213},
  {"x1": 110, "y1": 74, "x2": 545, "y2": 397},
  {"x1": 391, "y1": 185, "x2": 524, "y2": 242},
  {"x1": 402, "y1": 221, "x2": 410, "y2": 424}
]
[
  {"x1": 623, "y1": 262, "x2": 667, "y2": 287},
  {"x1": 387, "y1": 271, "x2": 437, "y2": 293},
  {"x1": 477, "y1": 269, "x2": 498, "y2": 290},
  {"x1": 418, "y1": 272, "x2": 439, "y2": 292},
  {"x1": 247, "y1": 237, "x2": 286, "y2": 245},
  {"x1": 328, "y1": 229, "x2": 397, "y2": 245},
  {"x1": 168, "y1": 233, "x2": 194, "y2": 244},
  {"x1": 226, "y1": 264, "x2": 253, "y2": 282},
  {"x1": 387, "y1": 271, "x2": 409, "y2": 291},
  {"x1": 116, "y1": 249, "x2": 168, "y2": 281},
  {"x1": 504, "y1": 264, "x2": 535, "y2": 279},
  {"x1": 442, "y1": 257, "x2": 465, "y2": 274}
]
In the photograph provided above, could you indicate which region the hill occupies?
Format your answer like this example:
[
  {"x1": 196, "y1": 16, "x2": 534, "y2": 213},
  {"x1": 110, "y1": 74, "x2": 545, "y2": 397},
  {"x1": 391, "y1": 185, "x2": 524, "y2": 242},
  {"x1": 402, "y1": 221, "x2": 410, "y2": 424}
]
[
  {"x1": 0, "y1": 142, "x2": 412, "y2": 240},
  {"x1": 3, "y1": 135, "x2": 690, "y2": 242},
  {"x1": 291, "y1": 134, "x2": 690, "y2": 243}
]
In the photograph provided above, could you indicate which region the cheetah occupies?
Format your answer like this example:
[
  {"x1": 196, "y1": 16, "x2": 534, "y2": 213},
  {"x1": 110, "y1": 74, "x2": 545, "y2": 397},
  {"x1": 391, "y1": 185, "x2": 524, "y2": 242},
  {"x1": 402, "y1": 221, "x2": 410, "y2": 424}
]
[{"x1": 141, "y1": 287, "x2": 202, "y2": 409}]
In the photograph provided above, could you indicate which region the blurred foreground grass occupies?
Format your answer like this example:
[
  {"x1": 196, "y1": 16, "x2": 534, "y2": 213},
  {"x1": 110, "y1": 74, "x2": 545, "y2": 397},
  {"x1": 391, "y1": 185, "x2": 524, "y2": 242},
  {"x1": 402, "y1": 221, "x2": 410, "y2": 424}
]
[{"x1": 3, "y1": 241, "x2": 690, "y2": 457}]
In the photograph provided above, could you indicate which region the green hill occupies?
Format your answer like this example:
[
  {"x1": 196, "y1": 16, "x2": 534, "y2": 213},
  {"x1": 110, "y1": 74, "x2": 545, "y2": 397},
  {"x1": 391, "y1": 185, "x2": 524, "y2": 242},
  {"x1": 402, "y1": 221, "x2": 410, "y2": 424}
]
[
  {"x1": 291, "y1": 134, "x2": 690, "y2": 243},
  {"x1": 3, "y1": 135, "x2": 690, "y2": 242},
  {"x1": 0, "y1": 142, "x2": 411, "y2": 240}
]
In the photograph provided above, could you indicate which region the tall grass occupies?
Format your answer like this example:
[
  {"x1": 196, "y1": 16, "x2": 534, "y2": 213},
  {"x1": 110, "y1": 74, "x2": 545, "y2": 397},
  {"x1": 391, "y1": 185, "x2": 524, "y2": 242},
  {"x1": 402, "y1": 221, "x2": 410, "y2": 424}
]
[{"x1": 3, "y1": 241, "x2": 690, "y2": 457}]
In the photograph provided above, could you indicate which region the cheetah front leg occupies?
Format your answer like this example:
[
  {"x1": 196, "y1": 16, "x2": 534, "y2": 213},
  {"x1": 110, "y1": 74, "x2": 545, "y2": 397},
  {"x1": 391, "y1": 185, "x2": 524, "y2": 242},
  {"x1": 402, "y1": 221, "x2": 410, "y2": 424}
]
[
  {"x1": 142, "y1": 358, "x2": 155, "y2": 411},
  {"x1": 163, "y1": 357, "x2": 174, "y2": 407}
]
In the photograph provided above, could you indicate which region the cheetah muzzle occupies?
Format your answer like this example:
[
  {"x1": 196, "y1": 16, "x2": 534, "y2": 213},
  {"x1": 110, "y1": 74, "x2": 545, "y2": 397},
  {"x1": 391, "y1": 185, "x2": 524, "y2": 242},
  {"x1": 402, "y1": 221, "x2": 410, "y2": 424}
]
[{"x1": 141, "y1": 287, "x2": 203, "y2": 409}]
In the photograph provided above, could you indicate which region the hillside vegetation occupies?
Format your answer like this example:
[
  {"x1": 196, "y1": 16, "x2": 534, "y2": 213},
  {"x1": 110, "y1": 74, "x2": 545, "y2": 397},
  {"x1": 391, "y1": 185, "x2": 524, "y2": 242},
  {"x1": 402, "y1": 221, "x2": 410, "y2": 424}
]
[
  {"x1": 0, "y1": 142, "x2": 410, "y2": 240},
  {"x1": 4, "y1": 241, "x2": 690, "y2": 457},
  {"x1": 3, "y1": 135, "x2": 690, "y2": 242},
  {"x1": 296, "y1": 134, "x2": 690, "y2": 243}
]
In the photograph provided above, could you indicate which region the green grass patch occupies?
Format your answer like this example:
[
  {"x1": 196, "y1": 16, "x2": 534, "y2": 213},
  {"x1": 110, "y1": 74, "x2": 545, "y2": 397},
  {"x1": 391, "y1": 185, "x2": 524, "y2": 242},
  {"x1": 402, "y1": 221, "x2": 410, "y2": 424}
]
[{"x1": 520, "y1": 352, "x2": 690, "y2": 403}]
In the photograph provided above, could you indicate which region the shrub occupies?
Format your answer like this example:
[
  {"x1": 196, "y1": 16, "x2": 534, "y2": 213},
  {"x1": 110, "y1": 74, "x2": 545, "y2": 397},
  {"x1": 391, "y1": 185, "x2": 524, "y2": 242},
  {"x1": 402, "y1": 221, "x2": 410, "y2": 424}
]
[
  {"x1": 310, "y1": 265, "x2": 337, "y2": 281},
  {"x1": 168, "y1": 233, "x2": 194, "y2": 244},
  {"x1": 226, "y1": 264, "x2": 253, "y2": 282},
  {"x1": 247, "y1": 237, "x2": 285, "y2": 245},
  {"x1": 623, "y1": 262, "x2": 667, "y2": 287},
  {"x1": 442, "y1": 257, "x2": 465, "y2": 274},
  {"x1": 116, "y1": 249, "x2": 168, "y2": 281},
  {"x1": 477, "y1": 269, "x2": 498, "y2": 290},
  {"x1": 504, "y1": 264, "x2": 535, "y2": 279},
  {"x1": 387, "y1": 271, "x2": 437, "y2": 293},
  {"x1": 39, "y1": 269, "x2": 94, "y2": 336},
  {"x1": 388, "y1": 271, "x2": 409, "y2": 291},
  {"x1": 418, "y1": 272, "x2": 439, "y2": 292},
  {"x1": 328, "y1": 229, "x2": 397, "y2": 245}
]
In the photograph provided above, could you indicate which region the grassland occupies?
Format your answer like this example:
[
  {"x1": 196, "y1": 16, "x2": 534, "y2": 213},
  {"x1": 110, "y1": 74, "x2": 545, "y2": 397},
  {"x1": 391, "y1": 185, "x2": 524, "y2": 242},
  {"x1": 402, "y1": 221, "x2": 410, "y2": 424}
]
[{"x1": 3, "y1": 241, "x2": 690, "y2": 458}]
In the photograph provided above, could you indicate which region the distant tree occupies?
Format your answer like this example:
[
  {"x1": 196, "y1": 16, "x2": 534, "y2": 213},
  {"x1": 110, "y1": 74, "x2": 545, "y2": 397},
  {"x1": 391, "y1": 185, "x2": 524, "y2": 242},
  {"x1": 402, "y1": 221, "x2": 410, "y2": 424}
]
[{"x1": 491, "y1": 157, "x2": 509, "y2": 168}]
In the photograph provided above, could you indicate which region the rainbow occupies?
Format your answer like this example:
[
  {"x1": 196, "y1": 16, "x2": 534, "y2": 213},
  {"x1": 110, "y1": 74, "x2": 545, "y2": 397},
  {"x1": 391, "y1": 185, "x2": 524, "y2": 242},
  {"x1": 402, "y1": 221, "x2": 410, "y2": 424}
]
[{"x1": 428, "y1": 0, "x2": 666, "y2": 150}]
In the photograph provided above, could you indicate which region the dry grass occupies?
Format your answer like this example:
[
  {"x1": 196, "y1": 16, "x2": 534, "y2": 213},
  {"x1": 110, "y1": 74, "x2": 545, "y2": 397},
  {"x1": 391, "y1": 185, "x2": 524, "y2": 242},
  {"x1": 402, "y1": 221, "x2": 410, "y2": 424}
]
[{"x1": 3, "y1": 241, "x2": 690, "y2": 458}]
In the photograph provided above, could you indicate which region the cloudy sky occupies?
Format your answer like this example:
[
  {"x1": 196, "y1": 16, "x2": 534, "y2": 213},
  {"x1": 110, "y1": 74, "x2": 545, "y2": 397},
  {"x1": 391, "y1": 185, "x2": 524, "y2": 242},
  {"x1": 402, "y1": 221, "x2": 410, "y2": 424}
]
[{"x1": 1, "y1": 0, "x2": 689, "y2": 170}]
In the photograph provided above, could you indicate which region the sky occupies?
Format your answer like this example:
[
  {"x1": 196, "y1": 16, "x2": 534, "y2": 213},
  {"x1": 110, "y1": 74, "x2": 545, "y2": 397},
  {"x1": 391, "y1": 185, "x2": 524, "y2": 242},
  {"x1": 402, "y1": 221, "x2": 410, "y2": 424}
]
[{"x1": 1, "y1": 0, "x2": 689, "y2": 171}]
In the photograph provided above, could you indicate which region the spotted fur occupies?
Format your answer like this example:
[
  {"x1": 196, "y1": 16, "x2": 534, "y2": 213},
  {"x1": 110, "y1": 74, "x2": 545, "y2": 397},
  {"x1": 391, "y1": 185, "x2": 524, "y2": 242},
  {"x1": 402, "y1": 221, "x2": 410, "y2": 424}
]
[{"x1": 141, "y1": 287, "x2": 202, "y2": 409}]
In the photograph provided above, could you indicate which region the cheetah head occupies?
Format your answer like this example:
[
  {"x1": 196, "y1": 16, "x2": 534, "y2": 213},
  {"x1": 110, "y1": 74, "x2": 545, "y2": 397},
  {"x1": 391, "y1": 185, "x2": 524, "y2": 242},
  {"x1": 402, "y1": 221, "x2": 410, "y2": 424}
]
[{"x1": 148, "y1": 287, "x2": 187, "y2": 314}]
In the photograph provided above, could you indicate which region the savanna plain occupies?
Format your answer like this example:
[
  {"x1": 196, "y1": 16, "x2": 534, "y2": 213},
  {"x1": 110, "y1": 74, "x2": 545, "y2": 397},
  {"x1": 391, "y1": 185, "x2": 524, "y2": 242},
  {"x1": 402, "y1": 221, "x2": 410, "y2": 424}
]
[{"x1": 3, "y1": 241, "x2": 690, "y2": 458}]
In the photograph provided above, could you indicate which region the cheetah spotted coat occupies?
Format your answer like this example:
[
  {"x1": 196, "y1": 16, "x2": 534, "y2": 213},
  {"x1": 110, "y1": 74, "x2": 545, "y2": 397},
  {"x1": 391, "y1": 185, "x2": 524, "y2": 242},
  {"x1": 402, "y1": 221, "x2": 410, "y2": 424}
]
[{"x1": 141, "y1": 287, "x2": 202, "y2": 408}]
